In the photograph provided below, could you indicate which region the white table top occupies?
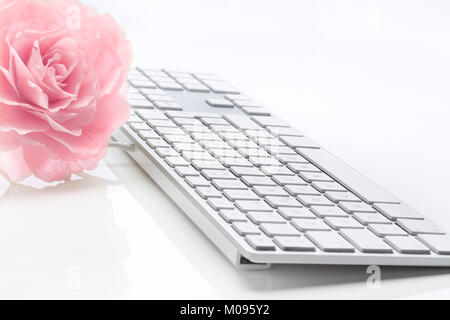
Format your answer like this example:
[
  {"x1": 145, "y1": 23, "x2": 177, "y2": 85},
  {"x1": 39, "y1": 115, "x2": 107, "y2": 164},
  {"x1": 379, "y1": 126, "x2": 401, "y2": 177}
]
[{"x1": 1, "y1": 0, "x2": 450, "y2": 299}]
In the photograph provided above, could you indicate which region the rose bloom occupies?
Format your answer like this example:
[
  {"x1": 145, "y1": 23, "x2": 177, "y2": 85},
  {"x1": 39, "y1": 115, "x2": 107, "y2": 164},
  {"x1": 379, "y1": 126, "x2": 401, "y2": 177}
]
[{"x1": 0, "y1": 0, "x2": 132, "y2": 182}]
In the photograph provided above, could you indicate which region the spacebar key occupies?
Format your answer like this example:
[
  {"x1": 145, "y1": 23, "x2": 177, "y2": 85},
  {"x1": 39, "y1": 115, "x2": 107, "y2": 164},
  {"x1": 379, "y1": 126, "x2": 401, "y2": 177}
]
[{"x1": 298, "y1": 148, "x2": 400, "y2": 204}]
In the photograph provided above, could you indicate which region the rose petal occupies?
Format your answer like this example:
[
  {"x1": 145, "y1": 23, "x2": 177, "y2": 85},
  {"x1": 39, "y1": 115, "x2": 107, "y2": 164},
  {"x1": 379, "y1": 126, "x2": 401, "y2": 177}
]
[
  {"x1": 0, "y1": 147, "x2": 31, "y2": 182},
  {"x1": 22, "y1": 144, "x2": 71, "y2": 182}
]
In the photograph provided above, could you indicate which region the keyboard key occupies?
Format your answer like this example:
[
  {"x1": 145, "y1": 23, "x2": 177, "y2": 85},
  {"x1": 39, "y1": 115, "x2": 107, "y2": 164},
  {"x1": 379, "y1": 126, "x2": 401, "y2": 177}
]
[
  {"x1": 374, "y1": 203, "x2": 424, "y2": 221},
  {"x1": 208, "y1": 198, "x2": 235, "y2": 211},
  {"x1": 306, "y1": 232, "x2": 355, "y2": 253},
  {"x1": 287, "y1": 163, "x2": 321, "y2": 173},
  {"x1": 213, "y1": 180, "x2": 247, "y2": 190},
  {"x1": 138, "y1": 130, "x2": 159, "y2": 140},
  {"x1": 234, "y1": 100, "x2": 264, "y2": 108},
  {"x1": 165, "y1": 157, "x2": 190, "y2": 167},
  {"x1": 239, "y1": 148, "x2": 271, "y2": 158},
  {"x1": 256, "y1": 136, "x2": 286, "y2": 147},
  {"x1": 267, "y1": 127, "x2": 304, "y2": 137},
  {"x1": 202, "y1": 170, "x2": 235, "y2": 180},
  {"x1": 249, "y1": 157, "x2": 282, "y2": 167},
  {"x1": 196, "y1": 187, "x2": 222, "y2": 199},
  {"x1": 292, "y1": 219, "x2": 331, "y2": 232},
  {"x1": 242, "y1": 107, "x2": 271, "y2": 116},
  {"x1": 219, "y1": 132, "x2": 249, "y2": 141},
  {"x1": 129, "y1": 79, "x2": 157, "y2": 88},
  {"x1": 235, "y1": 200, "x2": 273, "y2": 212},
  {"x1": 368, "y1": 224, "x2": 408, "y2": 237},
  {"x1": 156, "y1": 148, "x2": 179, "y2": 158},
  {"x1": 340, "y1": 229, "x2": 393, "y2": 253},
  {"x1": 325, "y1": 191, "x2": 361, "y2": 203},
  {"x1": 230, "y1": 167, "x2": 265, "y2": 177},
  {"x1": 173, "y1": 118, "x2": 203, "y2": 126},
  {"x1": 247, "y1": 212, "x2": 286, "y2": 224},
  {"x1": 265, "y1": 146, "x2": 297, "y2": 155},
  {"x1": 155, "y1": 127, "x2": 185, "y2": 136},
  {"x1": 139, "y1": 88, "x2": 166, "y2": 96},
  {"x1": 157, "y1": 82, "x2": 184, "y2": 91},
  {"x1": 384, "y1": 237, "x2": 430, "y2": 255},
  {"x1": 325, "y1": 217, "x2": 364, "y2": 230},
  {"x1": 201, "y1": 140, "x2": 230, "y2": 150},
  {"x1": 280, "y1": 136, "x2": 320, "y2": 149},
  {"x1": 220, "y1": 157, "x2": 253, "y2": 168},
  {"x1": 417, "y1": 235, "x2": 450, "y2": 255},
  {"x1": 252, "y1": 116, "x2": 290, "y2": 128},
  {"x1": 274, "y1": 236, "x2": 316, "y2": 252},
  {"x1": 182, "y1": 151, "x2": 214, "y2": 161},
  {"x1": 185, "y1": 176, "x2": 210, "y2": 188},
  {"x1": 147, "y1": 120, "x2": 177, "y2": 128},
  {"x1": 276, "y1": 154, "x2": 309, "y2": 164},
  {"x1": 210, "y1": 148, "x2": 242, "y2": 159},
  {"x1": 272, "y1": 176, "x2": 308, "y2": 186},
  {"x1": 202, "y1": 118, "x2": 230, "y2": 126},
  {"x1": 277, "y1": 208, "x2": 316, "y2": 220},
  {"x1": 232, "y1": 222, "x2": 261, "y2": 236},
  {"x1": 242, "y1": 176, "x2": 277, "y2": 187},
  {"x1": 183, "y1": 83, "x2": 210, "y2": 92},
  {"x1": 284, "y1": 185, "x2": 320, "y2": 196},
  {"x1": 245, "y1": 235, "x2": 276, "y2": 251},
  {"x1": 228, "y1": 140, "x2": 259, "y2": 149},
  {"x1": 299, "y1": 172, "x2": 333, "y2": 182},
  {"x1": 192, "y1": 160, "x2": 225, "y2": 170},
  {"x1": 397, "y1": 219, "x2": 445, "y2": 235},
  {"x1": 223, "y1": 189, "x2": 259, "y2": 201},
  {"x1": 175, "y1": 166, "x2": 199, "y2": 177},
  {"x1": 182, "y1": 125, "x2": 212, "y2": 133},
  {"x1": 353, "y1": 212, "x2": 392, "y2": 225},
  {"x1": 147, "y1": 139, "x2": 170, "y2": 149},
  {"x1": 261, "y1": 166, "x2": 293, "y2": 176},
  {"x1": 224, "y1": 115, "x2": 262, "y2": 131},
  {"x1": 219, "y1": 210, "x2": 248, "y2": 223},
  {"x1": 311, "y1": 181, "x2": 346, "y2": 192},
  {"x1": 224, "y1": 94, "x2": 251, "y2": 101},
  {"x1": 266, "y1": 196, "x2": 302, "y2": 208},
  {"x1": 261, "y1": 223, "x2": 300, "y2": 237},
  {"x1": 298, "y1": 195, "x2": 334, "y2": 207},
  {"x1": 146, "y1": 95, "x2": 175, "y2": 103},
  {"x1": 136, "y1": 109, "x2": 168, "y2": 120},
  {"x1": 173, "y1": 143, "x2": 204, "y2": 153},
  {"x1": 253, "y1": 186, "x2": 289, "y2": 197},
  {"x1": 128, "y1": 114, "x2": 143, "y2": 123},
  {"x1": 245, "y1": 130, "x2": 273, "y2": 139},
  {"x1": 206, "y1": 99, "x2": 234, "y2": 108},
  {"x1": 129, "y1": 99, "x2": 155, "y2": 109},
  {"x1": 338, "y1": 202, "x2": 376, "y2": 214},
  {"x1": 154, "y1": 101, "x2": 183, "y2": 110},
  {"x1": 191, "y1": 132, "x2": 222, "y2": 141},
  {"x1": 164, "y1": 135, "x2": 195, "y2": 144},
  {"x1": 203, "y1": 80, "x2": 240, "y2": 94},
  {"x1": 130, "y1": 122, "x2": 151, "y2": 131},
  {"x1": 310, "y1": 206, "x2": 348, "y2": 218}
]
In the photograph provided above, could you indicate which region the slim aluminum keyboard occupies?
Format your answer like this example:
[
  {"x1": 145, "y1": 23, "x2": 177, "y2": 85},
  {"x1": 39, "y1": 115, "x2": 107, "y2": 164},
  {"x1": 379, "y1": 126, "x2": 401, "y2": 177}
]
[{"x1": 114, "y1": 67, "x2": 450, "y2": 268}]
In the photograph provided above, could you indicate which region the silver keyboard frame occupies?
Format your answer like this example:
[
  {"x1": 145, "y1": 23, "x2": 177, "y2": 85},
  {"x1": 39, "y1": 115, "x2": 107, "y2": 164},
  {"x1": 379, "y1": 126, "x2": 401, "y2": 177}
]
[{"x1": 114, "y1": 68, "x2": 450, "y2": 269}]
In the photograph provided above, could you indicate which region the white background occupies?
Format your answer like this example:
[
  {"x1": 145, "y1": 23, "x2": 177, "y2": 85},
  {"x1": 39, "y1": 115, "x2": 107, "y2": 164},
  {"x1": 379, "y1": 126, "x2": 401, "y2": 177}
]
[{"x1": 1, "y1": 0, "x2": 450, "y2": 299}]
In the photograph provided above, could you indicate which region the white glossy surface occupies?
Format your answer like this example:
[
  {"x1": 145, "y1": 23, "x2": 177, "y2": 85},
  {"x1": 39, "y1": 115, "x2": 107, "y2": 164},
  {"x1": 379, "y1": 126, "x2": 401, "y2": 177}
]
[{"x1": 2, "y1": 0, "x2": 450, "y2": 299}]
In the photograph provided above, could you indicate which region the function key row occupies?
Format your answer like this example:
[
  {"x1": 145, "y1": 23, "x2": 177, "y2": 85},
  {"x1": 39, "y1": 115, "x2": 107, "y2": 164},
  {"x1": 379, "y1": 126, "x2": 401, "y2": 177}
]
[{"x1": 129, "y1": 68, "x2": 243, "y2": 94}]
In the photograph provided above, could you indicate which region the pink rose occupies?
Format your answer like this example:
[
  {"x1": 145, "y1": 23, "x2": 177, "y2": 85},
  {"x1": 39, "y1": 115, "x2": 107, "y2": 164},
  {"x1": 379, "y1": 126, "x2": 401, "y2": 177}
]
[{"x1": 0, "y1": 0, "x2": 132, "y2": 182}]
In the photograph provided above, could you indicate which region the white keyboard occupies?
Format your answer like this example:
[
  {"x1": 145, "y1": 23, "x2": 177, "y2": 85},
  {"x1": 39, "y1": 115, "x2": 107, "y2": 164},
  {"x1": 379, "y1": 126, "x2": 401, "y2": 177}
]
[{"x1": 113, "y1": 67, "x2": 450, "y2": 269}]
